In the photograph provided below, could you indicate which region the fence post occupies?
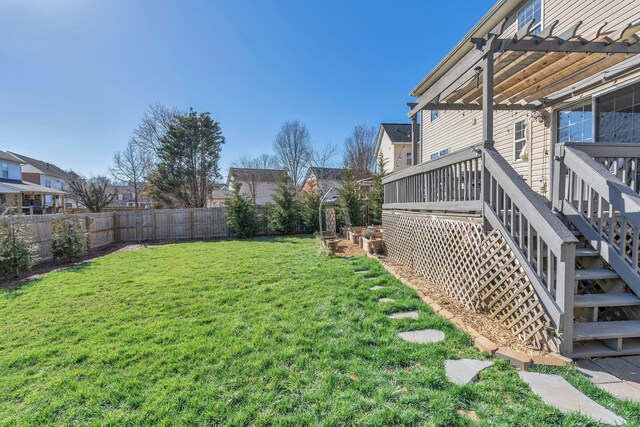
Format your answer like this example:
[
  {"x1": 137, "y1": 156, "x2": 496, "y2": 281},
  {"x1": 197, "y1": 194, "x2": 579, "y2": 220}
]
[
  {"x1": 152, "y1": 211, "x2": 157, "y2": 241},
  {"x1": 112, "y1": 212, "x2": 119, "y2": 243},
  {"x1": 85, "y1": 215, "x2": 92, "y2": 249},
  {"x1": 189, "y1": 209, "x2": 195, "y2": 239}
]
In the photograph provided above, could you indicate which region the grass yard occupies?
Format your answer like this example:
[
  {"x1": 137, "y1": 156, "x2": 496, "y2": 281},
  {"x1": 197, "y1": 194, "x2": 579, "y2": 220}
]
[{"x1": 0, "y1": 237, "x2": 639, "y2": 426}]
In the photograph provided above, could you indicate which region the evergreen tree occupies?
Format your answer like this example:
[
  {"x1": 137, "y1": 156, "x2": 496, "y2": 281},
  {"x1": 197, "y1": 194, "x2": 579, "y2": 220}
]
[
  {"x1": 269, "y1": 175, "x2": 300, "y2": 235},
  {"x1": 300, "y1": 184, "x2": 325, "y2": 232},
  {"x1": 148, "y1": 109, "x2": 224, "y2": 208},
  {"x1": 51, "y1": 213, "x2": 88, "y2": 261},
  {"x1": 368, "y1": 153, "x2": 387, "y2": 225},
  {"x1": 224, "y1": 176, "x2": 258, "y2": 238},
  {"x1": 337, "y1": 171, "x2": 364, "y2": 227},
  {"x1": 0, "y1": 219, "x2": 38, "y2": 278}
]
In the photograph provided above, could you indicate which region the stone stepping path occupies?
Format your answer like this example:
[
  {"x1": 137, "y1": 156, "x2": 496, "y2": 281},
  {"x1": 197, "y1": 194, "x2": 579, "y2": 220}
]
[
  {"x1": 398, "y1": 329, "x2": 445, "y2": 344},
  {"x1": 445, "y1": 359, "x2": 493, "y2": 385},
  {"x1": 377, "y1": 297, "x2": 395, "y2": 303},
  {"x1": 577, "y1": 358, "x2": 640, "y2": 403},
  {"x1": 370, "y1": 285, "x2": 385, "y2": 291},
  {"x1": 519, "y1": 372, "x2": 625, "y2": 426},
  {"x1": 388, "y1": 311, "x2": 419, "y2": 320}
]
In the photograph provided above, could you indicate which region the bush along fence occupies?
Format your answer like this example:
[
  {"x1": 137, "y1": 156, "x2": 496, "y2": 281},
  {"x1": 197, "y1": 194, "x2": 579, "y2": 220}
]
[{"x1": 10, "y1": 206, "x2": 306, "y2": 262}]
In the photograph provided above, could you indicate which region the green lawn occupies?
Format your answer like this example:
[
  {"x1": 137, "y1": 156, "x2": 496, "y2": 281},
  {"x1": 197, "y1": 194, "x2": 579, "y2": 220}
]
[{"x1": 0, "y1": 237, "x2": 638, "y2": 426}]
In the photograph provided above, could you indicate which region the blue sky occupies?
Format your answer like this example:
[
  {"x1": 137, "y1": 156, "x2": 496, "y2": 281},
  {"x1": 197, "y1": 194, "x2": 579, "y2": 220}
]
[{"x1": 0, "y1": 0, "x2": 494, "y2": 179}]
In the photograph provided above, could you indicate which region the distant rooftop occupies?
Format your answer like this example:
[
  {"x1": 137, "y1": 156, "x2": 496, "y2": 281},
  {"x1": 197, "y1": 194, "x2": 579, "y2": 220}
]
[
  {"x1": 8, "y1": 152, "x2": 71, "y2": 180},
  {"x1": 380, "y1": 123, "x2": 414, "y2": 143},
  {"x1": 228, "y1": 168, "x2": 288, "y2": 183}
]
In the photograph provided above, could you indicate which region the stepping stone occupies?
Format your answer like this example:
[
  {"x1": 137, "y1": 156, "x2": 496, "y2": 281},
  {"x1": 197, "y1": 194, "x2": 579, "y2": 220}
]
[
  {"x1": 388, "y1": 311, "x2": 419, "y2": 319},
  {"x1": 370, "y1": 286, "x2": 385, "y2": 291},
  {"x1": 519, "y1": 372, "x2": 625, "y2": 426},
  {"x1": 397, "y1": 329, "x2": 445, "y2": 344},
  {"x1": 377, "y1": 297, "x2": 395, "y2": 303},
  {"x1": 577, "y1": 360, "x2": 622, "y2": 384},
  {"x1": 598, "y1": 381, "x2": 640, "y2": 403},
  {"x1": 445, "y1": 359, "x2": 494, "y2": 385}
]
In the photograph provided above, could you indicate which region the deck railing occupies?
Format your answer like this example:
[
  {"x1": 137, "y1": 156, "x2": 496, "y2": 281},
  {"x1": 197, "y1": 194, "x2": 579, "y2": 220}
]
[
  {"x1": 553, "y1": 143, "x2": 640, "y2": 296},
  {"x1": 382, "y1": 146, "x2": 482, "y2": 213}
]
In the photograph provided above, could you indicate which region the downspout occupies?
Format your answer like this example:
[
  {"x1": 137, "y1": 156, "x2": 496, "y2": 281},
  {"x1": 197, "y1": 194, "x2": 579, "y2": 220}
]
[{"x1": 411, "y1": 114, "x2": 420, "y2": 165}]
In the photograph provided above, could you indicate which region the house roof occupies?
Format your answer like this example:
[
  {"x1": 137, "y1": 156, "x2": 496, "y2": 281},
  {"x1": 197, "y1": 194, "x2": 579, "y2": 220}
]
[
  {"x1": 380, "y1": 124, "x2": 413, "y2": 143},
  {"x1": 228, "y1": 168, "x2": 287, "y2": 184},
  {"x1": 8, "y1": 152, "x2": 71, "y2": 180},
  {"x1": 307, "y1": 167, "x2": 348, "y2": 181},
  {"x1": 0, "y1": 150, "x2": 22, "y2": 163},
  {"x1": 0, "y1": 179, "x2": 66, "y2": 195}
]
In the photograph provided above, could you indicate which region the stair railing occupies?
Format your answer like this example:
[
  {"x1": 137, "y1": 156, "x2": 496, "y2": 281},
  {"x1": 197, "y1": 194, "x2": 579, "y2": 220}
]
[
  {"x1": 482, "y1": 146, "x2": 578, "y2": 354},
  {"x1": 553, "y1": 143, "x2": 640, "y2": 296}
]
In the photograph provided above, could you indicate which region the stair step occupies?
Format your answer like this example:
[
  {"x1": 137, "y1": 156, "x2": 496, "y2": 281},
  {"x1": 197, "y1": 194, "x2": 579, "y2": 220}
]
[
  {"x1": 574, "y1": 320, "x2": 640, "y2": 341},
  {"x1": 575, "y1": 269, "x2": 619, "y2": 281},
  {"x1": 572, "y1": 338, "x2": 640, "y2": 358},
  {"x1": 574, "y1": 293, "x2": 640, "y2": 308},
  {"x1": 575, "y1": 247, "x2": 599, "y2": 257},
  {"x1": 571, "y1": 229, "x2": 582, "y2": 236}
]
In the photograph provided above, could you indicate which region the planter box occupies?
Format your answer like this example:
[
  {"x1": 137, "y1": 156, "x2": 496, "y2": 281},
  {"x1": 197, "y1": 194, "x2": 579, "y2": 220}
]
[
  {"x1": 348, "y1": 231, "x2": 361, "y2": 245},
  {"x1": 325, "y1": 239, "x2": 339, "y2": 254},
  {"x1": 362, "y1": 237, "x2": 383, "y2": 254}
]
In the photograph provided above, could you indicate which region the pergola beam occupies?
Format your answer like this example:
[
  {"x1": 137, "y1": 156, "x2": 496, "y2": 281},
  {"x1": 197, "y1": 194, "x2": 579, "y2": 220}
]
[{"x1": 421, "y1": 102, "x2": 537, "y2": 111}]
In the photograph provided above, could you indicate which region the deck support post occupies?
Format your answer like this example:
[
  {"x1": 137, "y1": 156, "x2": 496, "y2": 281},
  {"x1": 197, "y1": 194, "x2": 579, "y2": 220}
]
[
  {"x1": 411, "y1": 114, "x2": 419, "y2": 166},
  {"x1": 481, "y1": 49, "x2": 495, "y2": 231}
]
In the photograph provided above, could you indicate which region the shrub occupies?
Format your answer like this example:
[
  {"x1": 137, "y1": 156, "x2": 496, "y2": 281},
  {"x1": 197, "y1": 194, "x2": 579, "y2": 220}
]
[
  {"x1": 269, "y1": 175, "x2": 300, "y2": 235},
  {"x1": 300, "y1": 185, "x2": 326, "y2": 233},
  {"x1": 225, "y1": 176, "x2": 259, "y2": 238},
  {"x1": 368, "y1": 154, "x2": 387, "y2": 225},
  {"x1": 51, "y1": 213, "x2": 88, "y2": 261},
  {"x1": 0, "y1": 219, "x2": 38, "y2": 278}
]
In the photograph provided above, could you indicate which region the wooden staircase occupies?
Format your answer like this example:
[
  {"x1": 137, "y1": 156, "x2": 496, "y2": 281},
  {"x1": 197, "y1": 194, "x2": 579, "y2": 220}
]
[{"x1": 558, "y1": 213, "x2": 640, "y2": 358}]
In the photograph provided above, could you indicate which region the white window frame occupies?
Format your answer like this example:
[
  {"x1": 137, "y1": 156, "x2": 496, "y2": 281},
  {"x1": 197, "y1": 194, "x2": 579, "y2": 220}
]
[
  {"x1": 430, "y1": 109, "x2": 439, "y2": 122},
  {"x1": 429, "y1": 148, "x2": 449, "y2": 161},
  {"x1": 514, "y1": 119, "x2": 527, "y2": 162},
  {"x1": 517, "y1": 0, "x2": 543, "y2": 35},
  {"x1": 1, "y1": 162, "x2": 8, "y2": 179},
  {"x1": 406, "y1": 152, "x2": 412, "y2": 166}
]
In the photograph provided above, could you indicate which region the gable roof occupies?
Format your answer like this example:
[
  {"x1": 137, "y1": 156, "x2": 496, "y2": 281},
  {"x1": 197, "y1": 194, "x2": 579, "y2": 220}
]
[
  {"x1": 0, "y1": 150, "x2": 22, "y2": 163},
  {"x1": 228, "y1": 168, "x2": 287, "y2": 184},
  {"x1": 381, "y1": 123, "x2": 414, "y2": 143},
  {"x1": 8, "y1": 152, "x2": 71, "y2": 180},
  {"x1": 307, "y1": 167, "x2": 347, "y2": 181}
]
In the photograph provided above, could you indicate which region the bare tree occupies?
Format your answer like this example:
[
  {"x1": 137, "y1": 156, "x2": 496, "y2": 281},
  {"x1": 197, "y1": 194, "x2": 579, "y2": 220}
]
[
  {"x1": 68, "y1": 174, "x2": 116, "y2": 213},
  {"x1": 131, "y1": 104, "x2": 181, "y2": 159},
  {"x1": 110, "y1": 140, "x2": 152, "y2": 207},
  {"x1": 273, "y1": 121, "x2": 313, "y2": 188},
  {"x1": 343, "y1": 124, "x2": 377, "y2": 177},
  {"x1": 231, "y1": 154, "x2": 282, "y2": 202}
]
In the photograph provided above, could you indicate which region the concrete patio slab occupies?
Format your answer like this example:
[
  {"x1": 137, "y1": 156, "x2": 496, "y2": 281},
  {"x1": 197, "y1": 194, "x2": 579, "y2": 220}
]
[
  {"x1": 397, "y1": 329, "x2": 445, "y2": 344},
  {"x1": 388, "y1": 311, "x2": 419, "y2": 319},
  {"x1": 623, "y1": 355, "x2": 640, "y2": 368},
  {"x1": 592, "y1": 358, "x2": 640, "y2": 390},
  {"x1": 445, "y1": 359, "x2": 493, "y2": 385},
  {"x1": 576, "y1": 360, "x2": 622, "y2": 384},
  {"x1": 377, "y1": 297, "x2": 395, "y2": 303},
  {"x1": 519, "y1": 372, "x2": 625, "y2": 426}
]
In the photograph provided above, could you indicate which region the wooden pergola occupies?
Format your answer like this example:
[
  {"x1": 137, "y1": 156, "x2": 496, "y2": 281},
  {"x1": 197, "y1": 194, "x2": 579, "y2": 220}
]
[{"x1": 408, "y1": 19, "x2": 640, "y2": 156}]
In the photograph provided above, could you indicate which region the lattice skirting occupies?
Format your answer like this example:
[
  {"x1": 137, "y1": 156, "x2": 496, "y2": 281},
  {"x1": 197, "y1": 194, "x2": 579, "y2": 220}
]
[{"x1": 383, "y1": 210, "x2": 559, "y2": 351}]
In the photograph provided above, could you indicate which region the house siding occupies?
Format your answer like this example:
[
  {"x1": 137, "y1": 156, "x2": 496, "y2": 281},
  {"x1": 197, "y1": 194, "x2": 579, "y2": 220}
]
[{"x1": 418, "y1": 0, "x2": 640, "y2": 199}]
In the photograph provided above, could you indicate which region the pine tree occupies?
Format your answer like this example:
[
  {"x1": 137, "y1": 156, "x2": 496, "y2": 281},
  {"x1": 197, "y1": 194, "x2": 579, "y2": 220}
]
[
  {"x1": 224, "y1": 177, "x2": 258, "y2": 238},
  {"x1": 337, "y1": 170, "x2": 364, "y2": 227},
  {"x1": 0, "y1": 219, "x2": 38, "y2": 278},
  {"x1": 300, "y1": 184, "x2": 325, "y2": 232},
  {"x1": 369, "y1": 154, "x2": 387, "y2": 225},
  {"x1": 269, "y1": 175, "x2": 300, "y2": 235}
]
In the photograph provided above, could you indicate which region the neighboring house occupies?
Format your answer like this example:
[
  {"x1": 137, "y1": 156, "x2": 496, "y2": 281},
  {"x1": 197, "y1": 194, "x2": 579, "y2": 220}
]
[
  {"x1": 0, "y1": 150, "x2": 66, "y2": 214},
  {"x1": 302, "y1": 167, "x2": 374, "y2": 202},
  {"x1": 207, "y1": 183, "x2": 231, "y2": 207},
  {"x1": 8, "y1": 151, "x2": 74, "y2": 208},
  {"x1": 227, "y1": 168, "x2": 287, "y2": 205},
  {"x1": 108, "y1": 184, "x2": 153, "y2": 209},
  {"x1": 374, "y1": 123, "x2": 420, "y2": 173},
  {"x1": 382, "y1": 0, "x2": 640, "y2": 358}
]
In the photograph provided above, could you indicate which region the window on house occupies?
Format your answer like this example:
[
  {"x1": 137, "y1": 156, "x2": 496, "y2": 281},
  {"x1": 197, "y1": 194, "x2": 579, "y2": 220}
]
[
  {"x1": 44, "y1": 179, "x2": 52, "y2": 188},
  {"x1": 596, "y1": 81, "x2": 640, "y2": 143},
  {"x1": 1, "y1": 162, "x2": 8, "y2": 179},
  {"x1": 514, "y1": 120, "x2": 527, "y2": 161},
  {"x1": 406, "y1": 152, "x2": 412, "y2": 166},
  {"x1": 557, "y1": 102, "x2": 593, "y2": 143},
  {"x1": 517, "y1": 0, "x2": 543, "y2": 35},
  {"x1": 118, "y1": 193, "x2": 124, "y2": 201},
  {"x1": 430, "y1": 109, "x2": 439, "y2": 122}
]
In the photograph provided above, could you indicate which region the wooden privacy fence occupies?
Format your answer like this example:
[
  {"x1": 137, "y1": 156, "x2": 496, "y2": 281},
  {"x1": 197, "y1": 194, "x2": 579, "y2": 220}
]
[{"x1": 12, "y1": 206, "x2": 301, "y2": 261}]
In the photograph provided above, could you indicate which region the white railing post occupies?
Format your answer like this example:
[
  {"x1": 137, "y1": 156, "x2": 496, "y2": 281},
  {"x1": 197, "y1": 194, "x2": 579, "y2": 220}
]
[
  {"x1": 552, "y1": 144, "x2": 566, "y2": 212},
  {"x1": 556, "y1": 243, "x2": 576, "y2": 356}
]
